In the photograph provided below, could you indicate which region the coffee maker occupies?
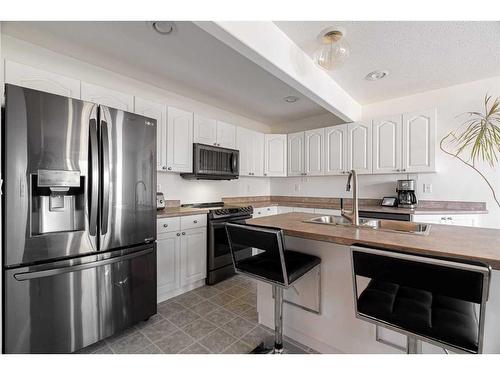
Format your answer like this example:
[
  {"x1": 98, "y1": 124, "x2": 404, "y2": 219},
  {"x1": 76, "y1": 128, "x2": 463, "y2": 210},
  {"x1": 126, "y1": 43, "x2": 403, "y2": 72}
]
[{"x1": 396, "y1": 179, "x2": 417, "y2": 209}]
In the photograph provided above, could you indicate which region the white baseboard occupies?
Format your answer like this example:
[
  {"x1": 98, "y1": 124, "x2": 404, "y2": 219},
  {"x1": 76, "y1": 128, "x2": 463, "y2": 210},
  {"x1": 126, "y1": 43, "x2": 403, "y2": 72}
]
[{"x1": 157, "y1": 279, "x2": 205, "y2": 304}]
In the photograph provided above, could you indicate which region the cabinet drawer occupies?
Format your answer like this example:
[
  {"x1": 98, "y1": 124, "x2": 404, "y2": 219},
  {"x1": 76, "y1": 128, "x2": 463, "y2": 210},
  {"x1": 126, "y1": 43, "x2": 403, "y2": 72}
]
[
  {"x1": 157, "y1": 217, "x2": 181, "y2": 234},
  {"x1": 181, "y1": 214, "x2": 207, "y2": 230}
]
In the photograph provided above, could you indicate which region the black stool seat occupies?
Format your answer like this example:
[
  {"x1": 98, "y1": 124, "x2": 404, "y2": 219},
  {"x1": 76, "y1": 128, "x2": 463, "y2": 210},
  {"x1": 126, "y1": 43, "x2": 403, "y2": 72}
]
[
  {"x1": 358, "y1": 280, "x2": 479, "y2": 352},
  {"x1": 237, "y1": 250, "x2": 321, "y2": 285}
]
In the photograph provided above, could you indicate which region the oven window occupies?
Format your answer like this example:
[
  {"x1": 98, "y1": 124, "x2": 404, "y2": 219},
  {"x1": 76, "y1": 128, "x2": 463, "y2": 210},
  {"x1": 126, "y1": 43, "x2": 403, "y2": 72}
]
[{"x1": 212, "y1": 219, "x2": 248, "y2": 258}]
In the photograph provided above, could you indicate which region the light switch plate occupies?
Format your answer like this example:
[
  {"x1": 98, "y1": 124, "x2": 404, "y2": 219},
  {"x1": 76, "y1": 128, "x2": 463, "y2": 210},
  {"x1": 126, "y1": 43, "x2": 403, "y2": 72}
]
[{"x1": 423, "y1": 183, "x2": 432, "y2": 193}]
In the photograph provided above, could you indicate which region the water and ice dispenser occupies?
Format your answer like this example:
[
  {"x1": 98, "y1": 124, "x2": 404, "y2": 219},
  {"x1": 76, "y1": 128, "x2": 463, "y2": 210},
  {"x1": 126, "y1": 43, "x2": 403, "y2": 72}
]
[{"x1": 31, "y1": 169, "x2": 85, "y2": 235}]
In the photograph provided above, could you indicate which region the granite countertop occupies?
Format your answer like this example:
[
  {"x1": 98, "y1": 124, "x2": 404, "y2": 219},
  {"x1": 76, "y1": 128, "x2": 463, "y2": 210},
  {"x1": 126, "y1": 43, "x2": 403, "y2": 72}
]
[
  {"x1": 156, "y1": 207, "x2": 209, "y2": 218},
  {"x1": 248, "y1": 212, "x2": 500, "y2": 270}
]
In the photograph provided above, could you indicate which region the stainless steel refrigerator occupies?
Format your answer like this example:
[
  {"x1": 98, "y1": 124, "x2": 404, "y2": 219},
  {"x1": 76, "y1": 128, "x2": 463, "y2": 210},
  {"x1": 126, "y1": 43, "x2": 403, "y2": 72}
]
[{"x1": 2, "y1": 84, "x2": 157, "y2": 353}]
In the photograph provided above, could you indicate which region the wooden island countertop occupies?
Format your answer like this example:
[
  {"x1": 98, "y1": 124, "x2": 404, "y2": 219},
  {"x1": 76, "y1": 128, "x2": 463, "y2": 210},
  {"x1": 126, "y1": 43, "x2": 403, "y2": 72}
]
[{"x1": 248, "y1": 212, "x2": 500, "y2": 270}]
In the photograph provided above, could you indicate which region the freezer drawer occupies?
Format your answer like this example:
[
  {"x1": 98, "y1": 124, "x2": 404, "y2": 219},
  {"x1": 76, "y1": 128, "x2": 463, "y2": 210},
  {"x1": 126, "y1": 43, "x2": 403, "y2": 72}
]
[{"x1": 3, "y1": 245, "x2": 157, "y2": 354}]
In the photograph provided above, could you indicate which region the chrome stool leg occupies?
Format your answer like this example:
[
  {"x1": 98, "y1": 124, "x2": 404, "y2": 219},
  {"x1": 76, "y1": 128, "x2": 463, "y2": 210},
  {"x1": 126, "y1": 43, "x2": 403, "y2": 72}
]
[
  {"x1": 406, "y1": 336, "x2": 421, "y2": 354},
  {"x1": 274, "y1": 285, "x2": 284, "y2": 354},
  {"x1": 250, "y1": 285, "x2": 285, "y2": 354}
]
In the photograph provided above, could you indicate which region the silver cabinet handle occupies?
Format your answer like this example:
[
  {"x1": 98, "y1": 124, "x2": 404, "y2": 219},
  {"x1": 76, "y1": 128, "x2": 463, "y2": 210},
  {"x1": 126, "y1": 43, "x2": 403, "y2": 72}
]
[
  {"x1": 163, "y1": 223, "x2": 168, "y2": 228},
  {"x1": 264, "y1": 173, "x2": 267, "y2": 176},
  {"x1": 176, "y1": 233, "x2": 181, "y2": 236},
  {"x1": 193, "y1": 220, "x2": 198, "y2": 223},
  {"x1": 267, "y1": 208, "x2": 270, "y2": 211},
  {"x1": 182, "y1": 232, "x2": 186, "y2": 235},
  {"x1": 167, "y1": 167, "x2": 172, "y2": 171},
  {"x1": 447, "y1": 217, "x2": 453, "y2": 220},
  {"x1": 14, "y1": 248, "x2": 154, "y2": 281}
]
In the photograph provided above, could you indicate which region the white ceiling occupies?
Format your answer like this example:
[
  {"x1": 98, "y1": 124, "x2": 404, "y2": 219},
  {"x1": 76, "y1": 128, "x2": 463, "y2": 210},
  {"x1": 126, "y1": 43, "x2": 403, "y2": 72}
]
[
  {"x1": 2, "y1": 21, "x2": 340, "y2": 125},
  {"x1": 275, "y1": 21, "x2": 500, "y2": 104}
]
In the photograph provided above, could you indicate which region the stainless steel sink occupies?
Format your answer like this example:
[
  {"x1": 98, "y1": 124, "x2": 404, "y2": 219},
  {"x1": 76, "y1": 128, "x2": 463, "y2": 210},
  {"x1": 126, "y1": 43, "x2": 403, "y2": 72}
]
[
  {"x1": 361, "y1": 219, "x2": 431, "y2": 235},
  {"x1": 304, "y1": 216, "x2": 431, "y2": 235},
  {"x1": 304, "y1": 215, "x2": 374, "y2": 226}
]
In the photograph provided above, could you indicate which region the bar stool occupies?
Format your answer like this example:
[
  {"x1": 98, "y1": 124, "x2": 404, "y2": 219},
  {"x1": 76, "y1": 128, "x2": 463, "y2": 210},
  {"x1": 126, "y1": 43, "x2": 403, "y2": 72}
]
[
  {"x1": 350, "y1": 246, "x2": 491, "y2": 354},
  {"x1": 225, "y1": 223, "x2": 321, "y2": 354}
]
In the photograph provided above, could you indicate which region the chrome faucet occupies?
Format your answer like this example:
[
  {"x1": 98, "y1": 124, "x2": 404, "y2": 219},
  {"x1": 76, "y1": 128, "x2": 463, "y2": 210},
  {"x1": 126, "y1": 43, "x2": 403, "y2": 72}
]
[{"x1": 341, "y1": 170, "x2": 360, "y2": 226}]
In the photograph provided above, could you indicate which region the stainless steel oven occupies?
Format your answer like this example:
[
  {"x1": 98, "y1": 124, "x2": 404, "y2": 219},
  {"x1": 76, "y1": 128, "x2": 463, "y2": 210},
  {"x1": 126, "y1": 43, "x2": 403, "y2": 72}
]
[{"x1": 205, "y1": 206, "x2": 253, "y2": 285}]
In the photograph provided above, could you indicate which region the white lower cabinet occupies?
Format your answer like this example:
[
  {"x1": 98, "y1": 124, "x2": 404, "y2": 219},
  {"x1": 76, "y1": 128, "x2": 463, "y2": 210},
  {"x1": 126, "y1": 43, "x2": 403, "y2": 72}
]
[
  {"x1": 157, "y1": 232, "x2": 180, "y2": 298},
  {"x1": 412, "y1": 214, "x2": 478, "y2": 227},
  {"x1": 156, "y1": 214, "x2": 207, "y2": 303},
  {"x1": 252, "y1": 206, "x2": 278, "y2": 218},
  {"x1": 180, "y1": 227, "x2": 207, "y2": 287}
]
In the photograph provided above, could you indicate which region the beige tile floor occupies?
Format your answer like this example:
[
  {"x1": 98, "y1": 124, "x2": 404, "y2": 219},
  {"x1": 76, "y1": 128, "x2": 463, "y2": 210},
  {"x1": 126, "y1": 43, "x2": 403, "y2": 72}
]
[{"x1": 78, "y1": 274, "x2": 316, "y2": 354}]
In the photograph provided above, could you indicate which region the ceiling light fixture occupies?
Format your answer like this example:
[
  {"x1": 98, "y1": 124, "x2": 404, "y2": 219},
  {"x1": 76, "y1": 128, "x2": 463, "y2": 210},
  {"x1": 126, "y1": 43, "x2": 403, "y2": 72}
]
[
  {"x1": 315, "y1": 27, "x2": 350, "y2": 71},
  {"x1": 150, "y1": 21, "x2": 175, "y2": 35},
  {"x1": 284, "y1": 96, "x2": 299, "y2": 103},
  {"x1": 365, "y1": 70, "x2": 389, "y2": 81}
]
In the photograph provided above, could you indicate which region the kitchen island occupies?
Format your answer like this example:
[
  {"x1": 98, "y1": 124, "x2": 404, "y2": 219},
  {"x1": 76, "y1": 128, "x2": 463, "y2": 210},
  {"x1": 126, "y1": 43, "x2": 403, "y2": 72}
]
[{"x1": 247, "y1": 212, "x2": 500, "y2": 354}]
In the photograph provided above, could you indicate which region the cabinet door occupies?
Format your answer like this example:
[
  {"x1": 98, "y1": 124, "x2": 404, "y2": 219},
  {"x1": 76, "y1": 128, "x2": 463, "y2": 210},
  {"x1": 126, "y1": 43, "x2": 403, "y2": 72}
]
[
  {"x1": 166, "y1": 106, "x2": 193, "y2": 173},
  {"x1": 81, "y1": 82, "x2": 134, "y2": 111},
  {"x1": 157, "y1": 232, "x2": 180, "y2": 300},
  {"x1": 347, "y1": 122, "x2": 372, "y2": 174},
  {"x1": 324, "y1": 125, "x2": 348, "y2": 175},
  {"x1": 372, "y1": 115, "x2": 402, "y2": 174},
  {"x1": 305, "y1": 128, "x2": 325, "y2": 176},
  {"x1": 236, "y1": 126, "x2": 253, "y2": 176},
  {"x1": 264, "y1": 134, "x2": 287, "y2": 177},
  {"x1": 179, "y1": 228, "x2": 207, "y2": 287},
  {"x1": 5, "y1": 60, "x2": 80, "y2": 99},
  {"x1": 402, "y1": 109, "x2": 436, "y2": 173},
  {"x1": 216, "y1": 121, "x2": 236, "y2": 149},
  {"x1": 252, "y1": 131, "x2": 265, "y2": 177},
  {"x1": 194, "y1": 114, "x2": 217, "y2": 146},
  {"x1": 288, "y1": 131, "x2": 305, "y2": 176},
  {"x1": 135, "y1": 97, "x2": 167, "y2": 171}
]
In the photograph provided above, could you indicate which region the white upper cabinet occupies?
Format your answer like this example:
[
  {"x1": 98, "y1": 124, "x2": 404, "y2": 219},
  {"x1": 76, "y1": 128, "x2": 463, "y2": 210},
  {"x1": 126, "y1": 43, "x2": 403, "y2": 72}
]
[
  {"x1": 402, "y1": 109, "x2": 436, "y2": 173},
  {"x1": 166, "y1": 106, "x2": 193, "y2": 173},
  {"x1": 236, "y1": 126, "x2": 253, "y2": 176},
  {"x1": 305, "y1": 128, "x2": 325, "y2": 176},
  {"x1": 5, "y1": 60, "x2": 81, "y2": 99},
  {"x1": 193, "y1": 114, "x2": 217, "y2": 146},
  {"x1": 216, "y1": 121, "x2": 236, "y2": 149},
  {"x1": 135, "y1": 97, "x2": 167, "y2": 171},
  {"x1": 264, "y1": 134, "x2": 287, "y2": 177},
  {"x1": 238, "y1": 127, "x2": 265, "y2": 177},
  {"x1": 288, "y1": 131, "x2": 305, "y2": 176},
  {"x1": 347, "y1": 122, "x2": 372, "y2": 174},
  {"x1": 324, "y1": 125, "x2": 348, "y2": 175},
  {"x1": 194, "y1": 117, "x2": 236, "y2": 149},
  {"x1": 372, "y1": 115, "x2": 402, "y2": 174},
  {"x1": 253, "y1": 132, "x2": 265, "y2": 176},
  {"x1": 81, "y1": 82, "x2": 134, "y2": 111}
]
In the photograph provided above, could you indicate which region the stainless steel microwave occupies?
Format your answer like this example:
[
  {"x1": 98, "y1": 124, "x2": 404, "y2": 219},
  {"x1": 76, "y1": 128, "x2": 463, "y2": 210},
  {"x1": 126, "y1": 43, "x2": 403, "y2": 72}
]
[{"x1": 181, "y1": 143, "x2": 239, "y2": 180}]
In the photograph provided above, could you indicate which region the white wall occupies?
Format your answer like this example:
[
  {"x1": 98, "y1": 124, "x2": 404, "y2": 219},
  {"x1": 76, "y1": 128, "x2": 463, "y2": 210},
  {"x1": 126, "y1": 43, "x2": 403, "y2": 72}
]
[
  {"x1": 158, "y1": 174, "x2": 269, "y2": 204},
  {"x1": 271, "y1": 76, "x2": 500, "y2": 228},
  {"x1": 1, "y1": 35, "x2": 272, "y2": 204}
]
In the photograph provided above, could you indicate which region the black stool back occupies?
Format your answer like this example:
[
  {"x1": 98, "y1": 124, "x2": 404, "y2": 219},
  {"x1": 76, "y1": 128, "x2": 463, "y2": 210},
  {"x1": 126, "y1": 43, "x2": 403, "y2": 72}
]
[
  {"x1": 225, "y1": 223, "x2": 289, "y2": 286},
  {"x1": 351, "y1": 246, "x2": 491, "y2": 353}
]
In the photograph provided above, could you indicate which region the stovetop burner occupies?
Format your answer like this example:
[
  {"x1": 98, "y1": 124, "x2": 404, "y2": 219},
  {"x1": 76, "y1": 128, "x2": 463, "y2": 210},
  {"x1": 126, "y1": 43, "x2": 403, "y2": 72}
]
[{"x1": 181, "y1": 202, "x2": 253, "y2": 219}]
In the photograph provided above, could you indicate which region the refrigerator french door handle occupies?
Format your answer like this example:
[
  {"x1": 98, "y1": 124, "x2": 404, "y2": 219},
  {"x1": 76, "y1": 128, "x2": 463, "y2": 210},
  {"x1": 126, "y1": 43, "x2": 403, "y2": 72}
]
[
  {"x1": 13, "y1": 248, "x2": 154, "y2": 281},
  {"x1": 89, "y1": 118, "x2": 99, "y2": 236},
  {"x1": 100, "y1": 119, "x2": 110, "y2": 234}
]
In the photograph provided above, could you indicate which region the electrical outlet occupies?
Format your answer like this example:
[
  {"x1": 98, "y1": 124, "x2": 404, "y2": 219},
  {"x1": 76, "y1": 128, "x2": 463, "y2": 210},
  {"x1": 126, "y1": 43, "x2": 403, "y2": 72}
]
[{"x1": 423, "y1": 183, "x2": 432, "y2": 194}]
